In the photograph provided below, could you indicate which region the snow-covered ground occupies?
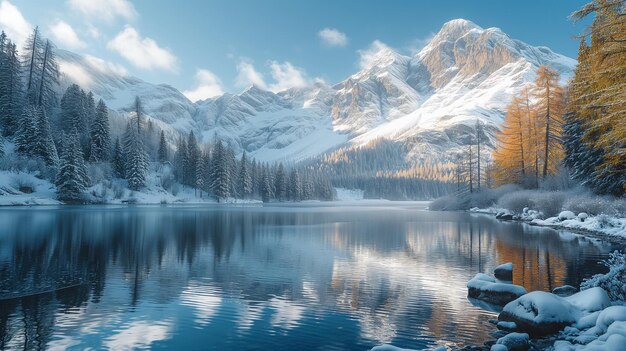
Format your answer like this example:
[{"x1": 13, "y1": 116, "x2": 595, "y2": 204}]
[
  {"x1": 0, "y1": 171, "x2": 61, "y2": 205},
  {"x1": 0, "y1": 170, "x2": 262, "y2": 206}
]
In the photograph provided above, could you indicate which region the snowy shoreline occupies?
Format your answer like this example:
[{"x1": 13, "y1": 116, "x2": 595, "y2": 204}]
[{"x1": 468, "y1": 207, "x2": 626, "y2": 244}]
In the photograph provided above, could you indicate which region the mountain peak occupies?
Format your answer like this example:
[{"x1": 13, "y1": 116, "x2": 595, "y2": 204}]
[{"x1": 437, "y1": 18, "x2": 482, "y2": 38}]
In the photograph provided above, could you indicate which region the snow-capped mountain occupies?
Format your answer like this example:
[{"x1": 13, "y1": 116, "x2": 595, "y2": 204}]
[{"x1": 56, "y1": 19, "x2": 576, "y2": 163}]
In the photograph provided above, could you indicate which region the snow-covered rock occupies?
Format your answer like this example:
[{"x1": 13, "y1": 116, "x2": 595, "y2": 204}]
[
  {"x1": 577, "y1": 213, "x2": 589, "y2": 222},
  {"x1": 553, "y1": 285, "x2": 578, "y2": 297},
  {"x1": 497, "y1": 321, "x2": 518, "y2": 331},
  {"x1": 467, "y1": 273, "x2": 527, "y2": 305},
  {"x1": 559, "y1": 211, "x2": 577, "y2": 221},
  {"x1": 499, "y1": 288, "x2": 611, "y2": 337},
  {"x1": 494, "y1": 262, "x2": 513, "y2": 281},
  {"x1": 553, "y1": 307, "x2": 626, "y2": 351},
  {"x1": 495, "y1": 332, "x2": 529, "y2": 351}
]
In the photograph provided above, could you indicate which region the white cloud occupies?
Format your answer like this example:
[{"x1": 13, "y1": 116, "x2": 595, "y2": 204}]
[
  {"x1": 318, "y1": 28, "x2": 348, "y2": 47},
  {"x1": 235, "y1": 60, "x2": 267, "y2": 89},
  {"x1": 268, "y1": 61, "x2": 309, "y2": 92},
  {"x1": 49, "y1": 20, "x2": 86, "y2": 49},
  {"x1": 0, "y1": 0, "x2": 32, "y2": 47},
  {"x1": 66, "y1": 0, "x2": 136, "y2": 22},
  {"x1": 358, "y1": 40, "x2": 392, "y2": 69},
  {"x1": 107, "y1": 26, "x2": 178, "y2": 72},
  {"x1": 183, "y1": 69, "x2": 224, "y2": 102}
]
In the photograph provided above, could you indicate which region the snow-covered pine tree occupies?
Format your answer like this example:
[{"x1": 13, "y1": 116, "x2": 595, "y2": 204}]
[
  {"x1": 112, "y1": 137, "x2": 124, "y2": 178},
  {"x1": 0, "y1": 133, "x2": 4, "y2": 158},
  {"x1": 186, "y1": 131, "x2": 199, "y2": 187},
  {"x1": 200, "y1": 150, "x2": 212, "y2": 194},
  {"x1": 238, "y1": 151, "x2": 252, "y2": 199},
  {"x1": 196, "y1": 150, "x2": 207, "y2": 197},
  {"x1": 60, "y1": 84, "x2": 87, "y2": 135},
  {"x1": 225, "y1": 145, "x2": 238, "y2": 198},
  {"x1": 250, "y1": 159, "x2": 259, "y2": 198},
  {"x1": 32, "y1": 106, "x2": 58, "y2": 165},
  {"x1": 0, "y1": 38, "x2": 23, "y2": 136},
  {"x1": 210, "y1": 140, "x2": 230, "y2": 200},
  {"x1": 274, "y1": 163, "x2": 287, "y2": 201},
  {"x1": 123, "y1": 122, "x2": 148, "y2": 190},
  {"x1": 36, "y1": 40, "x2": 59, "y2": 110},
  {"x1": 55, "y1": 129, "x2": 89, "y2": 203},
  {"x1": 261, "y1": 166, "x2": 273, "y2": 203},
  {"x1": 173, "y1": 137, "x2": 188, "y2": 183},
  {"x1": 158, "y1": 130, "x2": 168, "y2": 163},
  {"x1": 89, "y1": 99, "x2": 110, "y2": 162},
  {"x1": 15, "y1": 106, "x2": 37, "y2": 156},
  {"x1": 22, "y1": 26, "x2": 43, "y2": 105},
  {"x1": 288, "y1": 169, "x2": 301, "y2": 201}
]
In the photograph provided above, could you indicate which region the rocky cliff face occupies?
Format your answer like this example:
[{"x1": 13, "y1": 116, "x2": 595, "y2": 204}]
[{"x1": 57, "y1": 19, "x2": 576, "y2": 163}]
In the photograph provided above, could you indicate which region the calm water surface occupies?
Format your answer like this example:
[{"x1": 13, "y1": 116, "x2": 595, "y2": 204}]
[{"x1": 0, "y1": 202, "x2": 618, "y2": 350}]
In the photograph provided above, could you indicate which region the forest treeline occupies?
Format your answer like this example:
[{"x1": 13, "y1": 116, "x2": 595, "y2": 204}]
[
  {"x1": 491, "y1": 0, "x2": 625, "y2": 196},
  {"x1": 0, "y1": 27, "x2": 334, "y2": 203}
]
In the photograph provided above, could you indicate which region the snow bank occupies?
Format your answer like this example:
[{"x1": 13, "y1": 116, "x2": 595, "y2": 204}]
[
  {"x1": 499, "y1": 288, "x2": 610, "y2": 336},
  {"x1": 470, "y1": 205, "x2": 626, "y2": 239},
  {"x1": 0, "y1": 171, "x2": 61, "y2": 206},
  {"x1": 553, "y1": 307, "x2": 626, "y2": 351},
  {"x1": 467, "y1": 273, "x2": 526, "y2": 305}
]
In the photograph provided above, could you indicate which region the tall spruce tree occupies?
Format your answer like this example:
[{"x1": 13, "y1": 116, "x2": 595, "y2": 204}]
[
  {"x1": 186, "y1": 131, "x2": 199, "y2": 187},
  {"x1": 158, "y1": 131, "x2": 168, "y2": 163},
  {"x1": 15, "y1": 106, "x2": 37, "y2": 156},
  {"x1": 55, "y1": 129, "x2": 89, "y2": 203},
  {"x1": 23, "y1": 26, "x2": 43, "y2": 104},
  {"x1": 112, "y1": 137, "x2": 124, "y2": 178},
  {"x1": 210, "y1": 140, "x2": 230, "y2": 200},
  {"x1": 36, "y1": 40, "x2": 59, "y2": 110},
  {"x1": 32, "y1": 107, "x2": 58, "y2": 165},
  {"x1": 123, "y1": 121, "x2": 148, "y2": 190},
  {"x1": 89, "y1": 100, "x2": 110, "y2": 162},
  {"x1": 0, "y1": 39, "x2": 23, "y2": 135},
  {"x1": 238, "y1": 151, "x2": 252, "y2": 199},
  {"x1": 274, "y1": 163, "x2": 287, "y2": 201}
]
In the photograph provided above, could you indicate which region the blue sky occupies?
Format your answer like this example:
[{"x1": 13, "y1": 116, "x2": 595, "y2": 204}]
[{"x1": 0, "y1": 0, "x2": 590, "y2": 101}]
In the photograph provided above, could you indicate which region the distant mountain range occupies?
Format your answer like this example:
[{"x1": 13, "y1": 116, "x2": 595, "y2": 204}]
[{"x1": 56, "y1": 19, "x2": 576, "y2": 163}]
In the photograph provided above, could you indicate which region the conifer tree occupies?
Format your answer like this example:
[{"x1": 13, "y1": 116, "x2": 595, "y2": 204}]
[
  {"x1": 0, "y1": 39, "x2": 23, "y2": 135},
  {"x1": 238, "y1": 151, "x2": 252, "y2": 199},
  {"x1": 534, "y1": 65, "x2": 565, "y2": 179},
  {"x1": 32, "y1": 107, "x2": 58, "y2": 165},
  {"x1": 288, "y1": 169, "x2": 301, "y2": 201},
  {"x1": 112, "y1": 137, "x2": 124, "y2": 178},
  {"x1": 210, "y1": 140, "x2": 230, "y2": 200},
  {"x1": 274, "y1": 163, "x2": 287, "y2": 201},
  {"x1": 186, "y1": 131, "x2": 199, "y2": 187},
  {"x1": 55, "y1": 130, "x2": 89, "y2": 203},
  {"x1": 123, "y1": 121, "x2": 148, "y2": 190},
  {"x1": 15, "y1": 106, "x2": 37, "y2": 156},
  {"x1": 0, "y1": 133, "x2": 4, "y2": 158},
  {"x1": 158, "y1": 130, "x2": 168, "y2": 163},
  {"x1": 261, "y1": 166, "x2": 273, "y2": 203},
  {"x1": 174, "y1": 137, "x2": 188, "y2": 183},
  {"x1": 36, "y1": 40, "x2": 59, "y2": 110},
  {"x1": 89, "y1": 100, "x2": 110, "y2": 162},
  {"x1": 23, "y1": 27, "x2": 42, "y2": 104}
]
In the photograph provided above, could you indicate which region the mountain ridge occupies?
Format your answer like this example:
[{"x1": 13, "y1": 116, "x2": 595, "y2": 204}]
[{"x1": 56, "y1": 18, "x2": 576, "y2": 162}]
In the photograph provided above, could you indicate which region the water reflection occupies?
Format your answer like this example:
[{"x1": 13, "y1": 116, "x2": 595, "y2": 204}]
[{"x1": 0, "y1": 205, "x2": 615, "y2": 350}]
